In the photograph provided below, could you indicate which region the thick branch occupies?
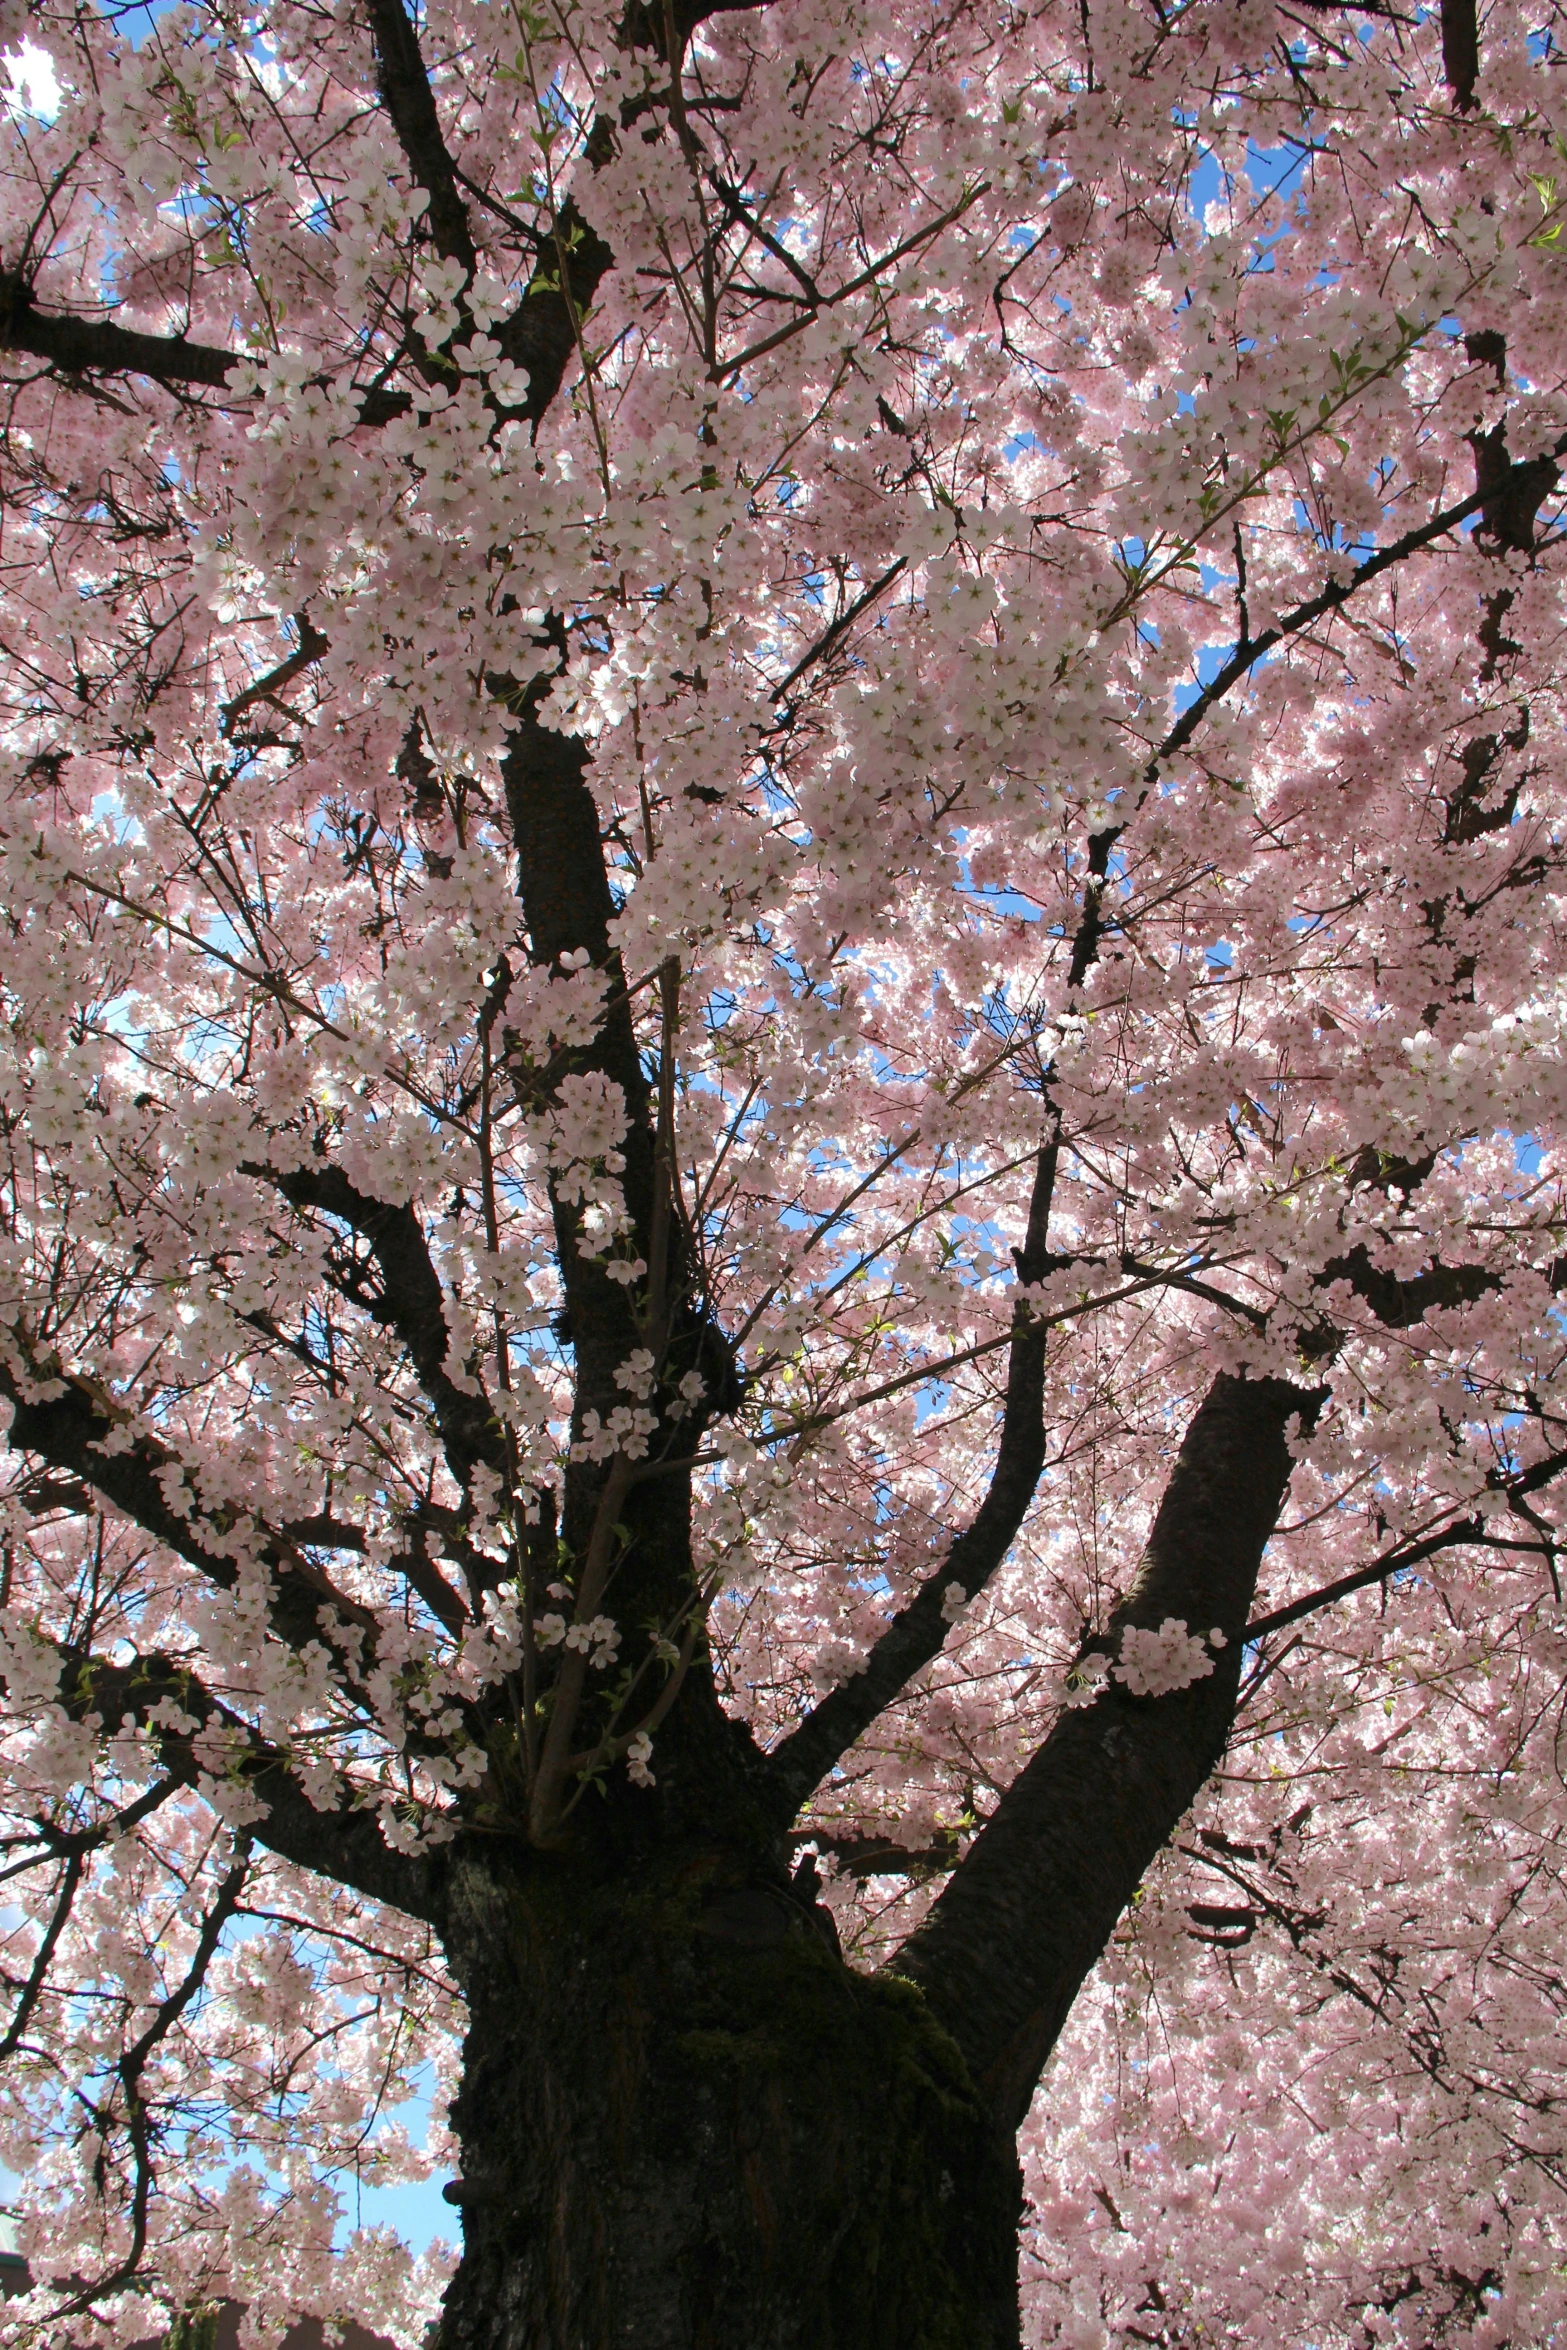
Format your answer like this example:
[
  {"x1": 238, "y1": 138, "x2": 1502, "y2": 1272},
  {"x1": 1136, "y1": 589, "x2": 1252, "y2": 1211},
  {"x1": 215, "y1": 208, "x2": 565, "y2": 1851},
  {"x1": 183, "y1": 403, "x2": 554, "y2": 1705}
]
[
  {"x1": 500, "y1": 703, "x2": 660, "y2": 1414},
  {"x1": 0, "y1": 271, "x2": 237, "y2": 391},
  {"x1": 1247, "y1": 1445, "x2": 1567, "y2": 1637},
  {"x1": 219, "y1": 619, "x2": 329, "y2": 736},
  {"x1": 772, "y1": 557, "x2": 908, "y2": 705},
  {"x1": 893, "y1": 1372, "x2": 1321, "y2": 2130},
  {"x1": 1440, "y1": 0, "x2": 1479, "y2": 108},
  {"x1": 364, "y1": 0, "x2": 617, "y2": 428},
  {"x1": 114, "y1": 1839, "x2": 251, "y2": 2287},
  {"x1": 496, "y1": 696, "x2": 771, "y2": 1814},
  {"x1": 617, "y1": 0, "x2": 772, "y2": 57},
  {"x1": 245, "y1": 1159, "x2": 506, "y2": 1505},
  {"x1": 57, "y1": 1647, "x2": 446, "y2": 1923},
  {"x1": 764, "y1": 1135, "x2": 1060, "y2": 1821},
  {"x1": 5, "y1": 1291, "x2": 467, "y2": 1641},
  {"x1": 0, "y1": 270, "x2": 409, "y2": 419},
  {"x1": 0, "y1": 1354, "x2": 379, "y2": 1662},
  {"x1": 1158, "y1": 472, "x2": 1562, "y2": 780},
  {"x1": 493, "y1": 198, "x2": 614, "y2": 428},
  {"x1": 1245, "y1": 1517, "x2": 1485, "y2": 1639},
  {"x1": 496, "y1": 697, "x2": 721, "y2": 1645},
  {"x1": 0, "y1": 1846, "x2": 84, "y2": 2063},
  {"x1": 364, "y1": 0, "x2": 773, "y2": 426},
  {"x1": 363, "y1": 0, "x2": 477, "y2": 275},
  {"x1": 1319, "y1": 1245, "x2": 1501, "y2": 1328},
  {"x1": 0, "y1": 3, "x2": 744, "y2": 517},
  {"x1": 0, "y1": 1370, "x2": 470, "y2": 1915}
]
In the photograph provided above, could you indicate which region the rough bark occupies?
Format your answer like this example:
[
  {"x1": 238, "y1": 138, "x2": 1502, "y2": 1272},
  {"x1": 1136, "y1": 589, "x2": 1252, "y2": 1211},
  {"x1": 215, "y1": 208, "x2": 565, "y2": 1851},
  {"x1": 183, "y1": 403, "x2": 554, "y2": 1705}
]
[{"x1": 436, "y1": 1847, "x2": 1022, "y2": 2350}]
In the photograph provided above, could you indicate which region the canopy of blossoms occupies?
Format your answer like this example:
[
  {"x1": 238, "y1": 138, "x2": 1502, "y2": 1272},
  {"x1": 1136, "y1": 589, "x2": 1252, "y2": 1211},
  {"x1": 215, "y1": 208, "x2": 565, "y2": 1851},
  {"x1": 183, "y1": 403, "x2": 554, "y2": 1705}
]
[{"x1": 0, "y1": 0, "x2": 1563, "y2": 2337}]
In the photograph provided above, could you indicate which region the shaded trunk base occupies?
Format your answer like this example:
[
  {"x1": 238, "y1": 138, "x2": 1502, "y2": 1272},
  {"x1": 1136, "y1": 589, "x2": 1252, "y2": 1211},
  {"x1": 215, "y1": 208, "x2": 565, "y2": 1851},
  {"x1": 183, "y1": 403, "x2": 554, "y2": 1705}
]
[{"x1": 438, "y1": 1855, "x2": 1021, "y2": 2350}]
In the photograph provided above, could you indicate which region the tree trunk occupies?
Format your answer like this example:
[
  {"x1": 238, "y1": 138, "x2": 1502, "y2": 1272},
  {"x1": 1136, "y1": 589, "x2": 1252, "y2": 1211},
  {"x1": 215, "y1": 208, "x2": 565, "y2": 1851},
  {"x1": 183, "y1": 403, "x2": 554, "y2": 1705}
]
[{"x1": 436, "y1": 1851, "x2": 1022, "y2": 2350}]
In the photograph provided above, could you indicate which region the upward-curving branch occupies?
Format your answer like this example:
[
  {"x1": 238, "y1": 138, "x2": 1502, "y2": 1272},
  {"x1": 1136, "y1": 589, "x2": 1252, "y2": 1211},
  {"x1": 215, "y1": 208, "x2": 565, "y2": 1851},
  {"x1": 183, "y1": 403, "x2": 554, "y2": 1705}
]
[{"x1": 896, "y1": 1372, "x2": 1323, "y2": 2129}]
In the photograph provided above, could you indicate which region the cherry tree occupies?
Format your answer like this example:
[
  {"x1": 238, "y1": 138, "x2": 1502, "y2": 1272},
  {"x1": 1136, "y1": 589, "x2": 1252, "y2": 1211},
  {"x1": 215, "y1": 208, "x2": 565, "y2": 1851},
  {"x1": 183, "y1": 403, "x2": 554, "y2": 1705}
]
[{"x1": 0, "y1": 0, "x2": 1563, "y2": 2335}]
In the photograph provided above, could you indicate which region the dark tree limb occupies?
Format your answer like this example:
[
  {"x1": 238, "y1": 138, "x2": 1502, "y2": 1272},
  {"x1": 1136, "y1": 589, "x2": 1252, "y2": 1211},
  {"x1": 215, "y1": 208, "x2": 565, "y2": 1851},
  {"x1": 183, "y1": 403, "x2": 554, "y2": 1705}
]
[
  {"x1": 496, "y1": 677, "x2": 742, "y2": 1445},
  {"x1": 363, "y1": 0, "x2": 611, "y2": 429},
  {"x1": 1, "y1": 1469, "x2": 98, "y2": 1518},
  {"x1": 358, "y1": 0, "x2": 778, "y2": 429},
  {"x1": 893, "y1": 1372, "x2": 1322, "y2": 2130},
  {"x1": 618, "y1": 0, "x2": 772, "y2": 59},
  {"x1": 0, "y1": 0, "x2": 748, "y2": 497},
  {"x1": 498, "y1": 700, "x2": 694, "y2": 1560},
  {"x1": 283, "y1": 1506, "x2": 473, "y2": 1635},
  {"x1": 112, "y1": 1838, "x2": 252, "y2": 2292},
  {"x1": 0, "y1": 271, "x2": 239, "y2": 391},
  {"x1": 1469, "y1": 420, "x2": 1557, "y2": 556},
  {"x1": 0, "y1": 0, "x2": 749, "y2": 439},
  {"x1": 243, "y1": 1159, "x2": 508, "y2": 1503},
  {"x1": 0, "y1": 1778, "x2": 180, "y2": 1890},
  {"x1": 0, "y1": 1340, "x2": 464, "y2": 1641},
  {"x1": 0, "y1": 269, "x2": 411, "y2": 419},
  {"x1": 763, "y1": 1134, "x2": 1060, "y2": 1822},
  {"x1": 54, "y1": 1646, "x2": 448, "y2": 1923},
  {"x1": 1441, "y1": 0, "x2": 1479, "y2": 108},
  {"x1": 761, "y1": 1114, "x2": 1552, "y2": 1829},
  {"x1": 363, "y1": 0, "x2": 477, "y2": 275},
  {"x1": 1245, "y1": 1517, "x2": 1485, "y2": 1639},
  {"x1": 219, "y1": 619, "x2": 329, "y2": 737},
  {"x1": 0, "y1": 1845, "x2": 85, "y2": 2063},
  {"x1": 499, "y1": 716, "x2": 653, "y2": 1407},
  {"x1": 790, "y1": 1823, "x2": 963, "y2": 1880},
  {"x1": 495, "y1": 691, "x2": 774, "y2": 1817},
  {"x1": 1247, "y1": 1444, "x2": 1567, "y2": 1636},
  {"x1": 1160, "y1": 446, "x2": 1564, "y2": 768},
  {"x1": 1318, "y1": 1245, "x2": 1501, "y2": 1328},
  {"x1": 493, "y1": 198, "x2": 614, "y2": 427},
  {"x1": 772, "y1": 557, "x2": 908, "y2": 705},
  {"x1": 0, "y1": 3, "x2": 599, "y2": 433},
  {"x1": 0, "y1": 1353, "x2": 381, "y2": 1664}
]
